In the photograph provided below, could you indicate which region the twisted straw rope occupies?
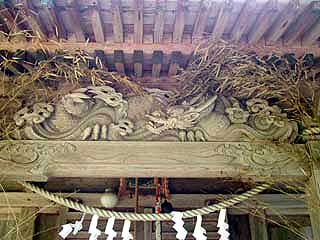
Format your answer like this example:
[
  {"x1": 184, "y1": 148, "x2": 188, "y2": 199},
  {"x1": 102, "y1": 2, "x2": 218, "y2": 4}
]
[{"x1": 20, "y1": 181, "x2": 270, "y2": 221}]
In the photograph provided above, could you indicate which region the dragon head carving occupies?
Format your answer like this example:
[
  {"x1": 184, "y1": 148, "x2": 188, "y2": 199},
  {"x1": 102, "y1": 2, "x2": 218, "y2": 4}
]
[{"x1": 146, "y1": 95, "x2": 218, "y2": 134}]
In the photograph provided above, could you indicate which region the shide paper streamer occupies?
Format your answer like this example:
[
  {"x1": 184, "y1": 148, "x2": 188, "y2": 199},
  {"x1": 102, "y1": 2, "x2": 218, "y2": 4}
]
[
  {"x1": 193, "y1": 215, "x2": 207, "y2": 240},
  {"x1": 59, "y1": 213, "x2": 85, "y2": 239},
  {"x1": 105, "y1": 216, "x2": 117, "y2": 240},
  {"x1": 218, "y1": 209, "x2": 230, "y2": 240},
  {"x1": 172, "y1": 211, "x2": 188, "y2": 240}
]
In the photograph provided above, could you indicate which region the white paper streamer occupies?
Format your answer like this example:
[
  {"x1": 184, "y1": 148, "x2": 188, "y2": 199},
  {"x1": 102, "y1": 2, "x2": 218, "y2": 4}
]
[
  {"x1": 73, "y1": 213, "x2": 85, "y2": 235},
  {"x1": 121, "y1": 219, "x2": 133, "y2": 240},
  {"x1": 218, "y1": 209, "x2": 230, "y2": 240},
  {"x1": 58, "y1": 213, "x2": 85, "y2": 239},
  {"x1": 89, "y1": 215, "x2": 102, "y2": 240},
  {"x1": 59, "y1": 224, "x2": 73, "y2": 239},
  {"x1": 105, "y1": 216, "x2": 117, "y2": 240},
  {"x1": 172, "y1": 211, "x2": 188, "y2": 240},
  {"x1": 192, "y1": 215, "x2": 207, "y2": 240}
]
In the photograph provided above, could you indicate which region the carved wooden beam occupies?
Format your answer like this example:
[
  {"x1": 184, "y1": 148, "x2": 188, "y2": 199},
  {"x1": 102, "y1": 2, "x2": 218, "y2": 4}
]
[{"x1": 0, "y1": 141, "x2": 308, "y2": 181}]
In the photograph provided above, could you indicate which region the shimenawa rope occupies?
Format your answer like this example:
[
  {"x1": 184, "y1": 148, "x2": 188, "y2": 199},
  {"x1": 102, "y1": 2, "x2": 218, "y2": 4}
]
[{"x1": 19, "y1": 181, "x2": 271, "y2": 222}]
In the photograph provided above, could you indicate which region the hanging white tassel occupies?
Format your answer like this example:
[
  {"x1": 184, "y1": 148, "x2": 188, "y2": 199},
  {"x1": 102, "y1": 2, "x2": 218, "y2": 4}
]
[
  {"x1": 217, "y1": 209, "x2": 230, "y2": 240},
  {"x1": 105, "y1": 216, "x2": 117, "y2": 240},
  {"x1": 59, "y1": 224, "x2": 73, "y2": 239},
  {"x1": 171, "y1": 212, "x2": 188, "y2": 240},
  {"x1": 192, "y1": 215, "x2": 207, "y2": 240},
  {"x1": 58, "y1": 213, "x2": 85, "y2": 239},
  {"x1": 88, "y1": 215, "x2": 102, "y2": 240},
  {"x1": 121, "y1": 219, "x2": 133, "y2": 240}
]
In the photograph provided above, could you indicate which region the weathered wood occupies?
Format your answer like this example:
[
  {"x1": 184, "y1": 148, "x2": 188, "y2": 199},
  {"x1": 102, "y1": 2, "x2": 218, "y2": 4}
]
[
  {"x1": 249, "y1": 214, "x2": 268, "y2": 240},
  {"x1": 88, "y1": 8, "x2": 105, "y2": 43},
  {"x1": 18, "y1": 207, "x2": 37, "y2": 240},
  {"x1": 152, "y1": 50, "x2": 163, "y2": 77},
  {"x1": 265, "y1": 0, "x2": 301, "y2": 44},
  {"x1": 212, "y1": 1, "x2": 233, "y2": 40},
  {"x1": 283, "y1": 1, "x2": 320, "y2": 45},
  {"x1": 192, "y1": 1, "x2": 212, "y2": 43},
  {"x1": 0, "y1": 141, "x2": 307, "y2": 180},
  {"x1": 111, "y1": 0, "x2": 124, "y2": 43},
  {"x1": 94, "y1": 50, "x2": 107, "y2": 70},
  {"x1": 59, "y1": 8, "x2": 85, "y2": 42},
  {"x1": 302, "y1": 20, "x2": 320, "y2": 46},
  {"x1": 230, "y1": 0, "x2": 257, "y2": 42},
  {"x1": 173, "y1": 0, "x2": 185, "y2": 43},
  {"x1": 37, "y1": 214, "x2": 60, "y2": 240},
  {"x1": 153, "y1": 0, "x2": 165, "y2": 43},
  {"x1": 133, "y1": 0, "x2": 144, "y2": 44},
  {"x1": 114, "y1": 50, "x2": 125, "y2": 74},
  {"x1": 2, "y1": 41, "x2": 320, "y2": 57},
  {"x1": 15, "y1": 1, "x2": 46, "y2": 39},
  {"x1": 168, "y1": 51, "x2": 182, "y2": 76},
  {"x1": 133, "y1": 50, "x2": 144, "y2": 77},
  {"x1": 247, "y1": 0, "x2": 279, "y2": 44}
]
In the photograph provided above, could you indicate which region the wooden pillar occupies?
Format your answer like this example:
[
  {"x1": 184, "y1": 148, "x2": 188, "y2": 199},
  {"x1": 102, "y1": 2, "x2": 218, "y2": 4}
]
[
  {"x1": 249, "y1": 214, "x2": 268, "y2": 240},
  {"x1": 307, "y1": 141, "x2": 320, "y2": 240}
]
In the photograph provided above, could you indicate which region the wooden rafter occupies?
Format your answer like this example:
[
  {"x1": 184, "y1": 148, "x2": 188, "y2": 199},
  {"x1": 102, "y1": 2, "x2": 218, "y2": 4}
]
[
  {"x1": 192, "y1": 0, "x2": 212, "y2": 43},
  {"x1": 153, "y1": 0, "x2": 165, "y2": 43},
  {"x1": 111, "y1": 0, "x2": 124, "y2": 43},
  {"x1": 247, "y1": 0, "x2": 279, "y2": 44},
  {"x1": 133, "y1": 0, "x2": 144, "y2": 44},
  {"x1": 211, "y1": 0, "x2": 234, "y2": 40},
  {"x1": 230, "y1": 0, "x2": 257, "y2": 42},
  {"x1": 87, "y1": 7, "x2": 105, "y2": 43},
  {"x1": 283, "y1": 1, "x2": 320, "y2": 45},
  {"x1": 173, "y1": 0, "x2": 185, "y2": 43},
  {"x1": 265, "y1": 0, "x2": 301, "y2": 44}
]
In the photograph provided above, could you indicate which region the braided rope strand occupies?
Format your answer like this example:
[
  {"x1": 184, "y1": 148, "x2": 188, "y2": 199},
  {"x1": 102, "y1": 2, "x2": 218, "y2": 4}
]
[{"x1": 19, "y1": 181, "x2": 270, "y2": 221}]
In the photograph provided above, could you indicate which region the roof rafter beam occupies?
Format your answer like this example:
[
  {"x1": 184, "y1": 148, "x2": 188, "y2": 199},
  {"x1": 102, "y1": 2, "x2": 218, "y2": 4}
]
[{"x1": 111, "y1": 0, "x2": 124, "y2": 43}]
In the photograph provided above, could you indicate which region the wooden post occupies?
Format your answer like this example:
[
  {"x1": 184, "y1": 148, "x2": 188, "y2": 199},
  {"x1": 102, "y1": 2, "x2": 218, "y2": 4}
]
[
  {"x1": 307, "y1": 141, "x2": 320, "y2": 240},
  {"x1": 249, "y1": 213, "x2": 268, "y2": 240}
]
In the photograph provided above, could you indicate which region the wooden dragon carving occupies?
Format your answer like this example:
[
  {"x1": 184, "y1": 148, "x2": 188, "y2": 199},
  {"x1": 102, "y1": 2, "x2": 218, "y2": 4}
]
[{"x1": 13, "y1": 85, "x2": 298, "y2": 142}]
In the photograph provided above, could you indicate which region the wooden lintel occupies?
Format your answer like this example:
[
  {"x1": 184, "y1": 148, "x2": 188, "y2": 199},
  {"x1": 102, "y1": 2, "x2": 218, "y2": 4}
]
[
  {"x1": 0, "y1": 141, "x2": 308, "y2": 180},
  {"x1": 1, "y1": 41, "x2": 320, "y2": 57}
]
